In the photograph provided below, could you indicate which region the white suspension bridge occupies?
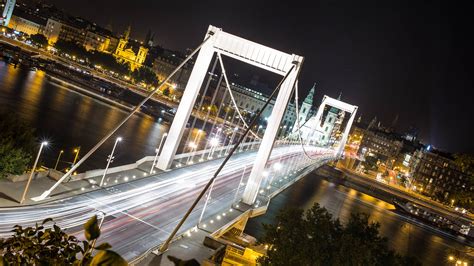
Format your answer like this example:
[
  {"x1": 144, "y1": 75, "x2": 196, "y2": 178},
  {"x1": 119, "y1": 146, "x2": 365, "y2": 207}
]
[{"x1": 0, "y1": 25, "x2": 357, "y2": 262}]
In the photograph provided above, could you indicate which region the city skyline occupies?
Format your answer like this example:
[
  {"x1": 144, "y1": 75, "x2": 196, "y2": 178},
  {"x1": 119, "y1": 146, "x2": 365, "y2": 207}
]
[
  {"x1": 1, "y1": 1, "x2": 473, "y2": 264},
  {"x1": 35, "y1": 0, "x2": 474, "y2": 154}
]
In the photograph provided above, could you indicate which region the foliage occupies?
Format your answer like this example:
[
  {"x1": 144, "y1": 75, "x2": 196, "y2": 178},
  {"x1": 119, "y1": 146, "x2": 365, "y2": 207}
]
[
  {"x1": 29, "y1": 34, "x2": 48, "y2": 48},
  {"x1": 362, "y1": 155, "x2": 378, "y2": 171},
  {"x1": 0, "y1": 112, "x2": 36, "y2": 178},
  {"x1": 131, "y1": 66, "x2": 159, "y2": 87},
  {"x1": 453, "y1": 153, "x2": 474, "y2": 173},
  {"x1": 0, "y1": 216, "x2": 127, "y2": 265},
  {"x1": 257, "y1": 203, "x2": 419, "y2": 266},
  {"x1": 88, "y1": 51, "x2": 131, "y2": 76},
  {"x1": 162, "y1": 87, "x2": 171, "y2": 97},
  {"x1": 54, "y1": 40, "x2": 88, "y2": 58}
]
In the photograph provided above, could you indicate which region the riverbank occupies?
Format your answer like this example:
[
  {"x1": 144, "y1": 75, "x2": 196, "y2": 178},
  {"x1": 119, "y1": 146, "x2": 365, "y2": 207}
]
[{"x1": 245, "y1": 165, "x2": 474, "y2": 265}]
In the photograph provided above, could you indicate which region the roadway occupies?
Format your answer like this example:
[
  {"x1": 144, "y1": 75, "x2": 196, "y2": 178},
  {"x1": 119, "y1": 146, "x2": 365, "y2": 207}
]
[{"x1": 0, "y1": 145, "x2": 326, "y2": 261}]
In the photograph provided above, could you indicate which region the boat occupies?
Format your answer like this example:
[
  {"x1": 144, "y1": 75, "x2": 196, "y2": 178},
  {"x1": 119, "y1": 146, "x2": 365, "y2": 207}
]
[{"x1": 393, "y1": 199, "x2": 474, "y2": 241}]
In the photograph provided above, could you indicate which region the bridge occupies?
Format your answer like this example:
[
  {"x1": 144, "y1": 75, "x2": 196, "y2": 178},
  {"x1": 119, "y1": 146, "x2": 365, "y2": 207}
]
[{"x1": 0, "y1": 25, "x2": 357, "y2": 263}]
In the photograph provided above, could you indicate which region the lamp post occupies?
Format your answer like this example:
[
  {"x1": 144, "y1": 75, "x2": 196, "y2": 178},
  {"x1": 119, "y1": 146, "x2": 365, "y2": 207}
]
[
  {"x1": 187, "y1": 142, "x2": 198, "y2": 164},
  {"x1": 150, "y1": 133, "x2": 168, "y2": 174},
  {"x1": 20, "y1": 141, "x2": 48, "y2": 204},
  {"x1": 72, "y1": 147, "x2": 81, "y2": 166},
  {"x1": 99, "y1": 137, "x2": 121, "y2": 187},
  {"x1": 53, "y1": 150, "x2": 64, "y2": 170}
]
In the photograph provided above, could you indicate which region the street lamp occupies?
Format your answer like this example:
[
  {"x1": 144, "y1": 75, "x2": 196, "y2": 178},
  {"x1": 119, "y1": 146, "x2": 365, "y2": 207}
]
[
  {"x1": 72, "y1": 147, "x2": 81, "y2": 166},
  {"x1": 99, "y1": 137, "x2": 122, "y2": 187},
  {"x1": 208, "y1": 137, "x2": 220, "y2": 159},
  {"x1": 187, "y1": 141, "x2": 198, "y2": 164},
  {"x1": 54, "y1": 150, "x2": 64, "y2": 170},
  {"x1": 150, "y1": 133, "x2": 168, "y2": 174},
  {"x1": 20, "y1": 141, "x2": 48, "y2": 204}
]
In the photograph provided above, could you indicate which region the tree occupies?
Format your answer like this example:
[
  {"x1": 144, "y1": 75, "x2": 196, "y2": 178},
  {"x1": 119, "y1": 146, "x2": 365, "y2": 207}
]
[
  {"x1": 131, "y1": 66, "x2": 159, "y2": 87},
  {"x1": 29, "y1": 34, "x2": 48, "y2": 48},
  {"x1": 0, "y1": 112, "x2": 36, "y2": 178},
  {"x1": 258, "y1": 203, "x2": 419, "y2": 266},
  {"x1": 87, "y1": 51, "x2": 131, "y2": 76},
  {"x1": 0, "y1": 216, "x2": 127, "y2": 265},
  {"x1": 162, "y1": 87, "x2": 171, "y2": 97},
  {"x1": 54, "y1": 40, "x2": 88, "y2": 58}
]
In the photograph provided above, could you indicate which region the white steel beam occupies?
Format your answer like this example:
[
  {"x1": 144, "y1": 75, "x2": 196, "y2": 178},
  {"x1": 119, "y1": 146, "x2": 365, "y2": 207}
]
[
  {"x1": 241, "y1": 56, "x2": 303, "y2": 205},
  {"x1": 156, "y1": 26, "x2": 218, "y2": 170}
]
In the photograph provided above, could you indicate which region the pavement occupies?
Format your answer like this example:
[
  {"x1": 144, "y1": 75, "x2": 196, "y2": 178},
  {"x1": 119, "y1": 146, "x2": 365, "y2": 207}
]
[{"x1": 0, "y1": 160, "x2": 160, "y2": 207}]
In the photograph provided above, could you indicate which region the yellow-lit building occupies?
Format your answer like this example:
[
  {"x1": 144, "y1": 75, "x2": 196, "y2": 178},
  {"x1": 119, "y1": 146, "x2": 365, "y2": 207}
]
[
  {"x1": 7, "y1": 7, "x2": 46, "y2": 36},
  {"x1": 113, "y1": 26, "x2": 148, "y2": 71}
]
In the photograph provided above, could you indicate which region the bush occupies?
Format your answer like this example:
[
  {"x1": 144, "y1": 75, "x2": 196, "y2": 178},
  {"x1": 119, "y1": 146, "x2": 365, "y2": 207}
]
[
  {"x1": 258, "y1": 203, "x2": 420, "y2": 265},
  {"x1": 0, "y1": 113, "x2": 36, "y2": 178},
  {"x1": 0, "y1": 216, "x2": 127, "y2": 265}
]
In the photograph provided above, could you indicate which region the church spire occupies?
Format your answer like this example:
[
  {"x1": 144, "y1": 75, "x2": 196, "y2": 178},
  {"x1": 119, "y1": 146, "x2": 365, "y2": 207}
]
[
  {"x1": 123, "y1": 25, "x2": 131, "y2": 40},
  {"x1": 304, "y1": 83, "x2": 316, "y2": 104},
  {"x1": 337, "y1": 91, "x2": 342, "y2": 100}
]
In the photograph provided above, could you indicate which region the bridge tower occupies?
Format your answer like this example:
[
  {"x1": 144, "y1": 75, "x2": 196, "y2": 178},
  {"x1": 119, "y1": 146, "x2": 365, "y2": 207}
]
[{"x1": 156, "y1": 26, "x2": 303, "y2": 206}]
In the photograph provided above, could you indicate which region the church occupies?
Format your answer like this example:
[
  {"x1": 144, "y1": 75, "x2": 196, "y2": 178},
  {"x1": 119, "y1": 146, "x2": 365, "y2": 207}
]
[
  {"x1": 113, "y1": 26, "x2": 148, "y2": 71},
  {"x1": 293, "y1": 84, "x2": 345, "y2": 146}
]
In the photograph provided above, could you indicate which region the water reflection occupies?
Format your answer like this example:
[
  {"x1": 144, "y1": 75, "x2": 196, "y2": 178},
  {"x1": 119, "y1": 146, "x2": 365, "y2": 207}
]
[
  {"x1": 0, "y1": 63, "x2": 169, "y2": 171},
  {"x1": 245, "y1": 172, "x2": 471, "y2": 265}
]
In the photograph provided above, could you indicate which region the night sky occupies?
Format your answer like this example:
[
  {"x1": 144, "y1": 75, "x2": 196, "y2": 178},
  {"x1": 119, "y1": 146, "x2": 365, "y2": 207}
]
[{"x1": 35, "y1": 0, "x2": 474, "y2": 154}]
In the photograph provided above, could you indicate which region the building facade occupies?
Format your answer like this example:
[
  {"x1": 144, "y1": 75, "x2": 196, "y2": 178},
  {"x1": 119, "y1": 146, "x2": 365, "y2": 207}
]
[
  {"x1": 215, "y1": 81, "x2": 296, "y2": 135},
  {"x1": 409, "y1": 149, "x2": 473, "y2": 200},
  {"x1": 8, "y1": 7, "x2": 46, "y2": 35},
  {"x1": 113, "y1": 26, "x2": 148, "y2": 71},
  {"x1": 357, "y1": 129, "x2": 403, "y2": 166}
]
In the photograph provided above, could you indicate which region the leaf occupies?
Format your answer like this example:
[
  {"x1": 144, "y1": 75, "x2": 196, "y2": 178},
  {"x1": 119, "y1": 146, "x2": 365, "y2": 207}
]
[
  {"x1": 84, "y1": 216, "x2": 100, "y2": 241},
  {"x1": 94, "y1": 243, "x2": 112, "y2": 250},
  {"x1": 42, "y1": 218, "x2": 53, "y2": 225},
  {"x1": 90, "y1": 250, "x2": 127, "y2": 266}
]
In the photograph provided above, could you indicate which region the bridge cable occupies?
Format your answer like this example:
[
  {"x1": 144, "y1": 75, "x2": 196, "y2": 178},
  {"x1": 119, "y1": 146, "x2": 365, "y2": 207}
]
[
  {"x1": 293, "y1": 80, "x2": 330, "y2": 161},
  {"x1": 216, "y1": 52, "x2": 261, "y2": 140},
  {"x1": 32, "y1": 33, "x2": 215, "y2": 200},
  {"x1": 159, "y1": 64, "x2": 297, "y2": 253}
]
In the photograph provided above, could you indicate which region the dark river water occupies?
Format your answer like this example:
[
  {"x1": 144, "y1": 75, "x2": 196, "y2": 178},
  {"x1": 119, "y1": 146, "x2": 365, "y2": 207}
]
[
  {"x1": 0, "y1": 63, "x2": 471, "y2": 265},
  {"x1": 0, "y1": 62, "x2": 170, "y2": 172}
]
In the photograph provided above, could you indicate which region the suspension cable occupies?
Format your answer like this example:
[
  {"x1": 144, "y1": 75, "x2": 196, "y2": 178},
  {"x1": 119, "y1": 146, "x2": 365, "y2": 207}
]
[
  {"x1": 293, "y1": 80, "x2": 325, "y2": 161},
  {"x1": 159, "y1": 64, "x2": 296, "y2": 253},
  {"x1": 32, "y1": 34, "x2": 215, "y2": 201},
  {"x1": 216, "y1": 52, "x2": 261, "y2": 139}
]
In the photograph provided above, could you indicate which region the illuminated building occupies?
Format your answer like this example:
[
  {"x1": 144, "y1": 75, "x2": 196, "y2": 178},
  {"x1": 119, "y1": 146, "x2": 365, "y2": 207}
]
[
  {"x1": 409, "y1": 148, "x2": 473, "y2": 200},
  {"x1": 113, "y1": 26, "x2": 148, "y2": 71},
  {"x1": 8, "y1": 7, "x2": 46, "y2": 35},
  {"x1": 293, "y1": 83, "x2": 315, "y2": 131},
  {"x1": 215, "y1": 81, "x2": 297, "y2": 135},
  {"x1": 151, "y1": 48, "x2": 192, "y2": 90}
]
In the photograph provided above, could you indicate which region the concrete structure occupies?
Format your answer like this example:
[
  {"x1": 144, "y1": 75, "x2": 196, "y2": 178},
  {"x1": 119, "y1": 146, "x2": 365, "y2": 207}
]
[
  {"x1": 156, "y1": 25, "x2": 303, "y2": 206},
  {"x1": 0, "y1": 0, "x2": 15, "y2": 26}
]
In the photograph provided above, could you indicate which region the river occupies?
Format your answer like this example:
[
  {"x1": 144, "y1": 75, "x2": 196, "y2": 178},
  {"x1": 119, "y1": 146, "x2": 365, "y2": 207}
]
[
  {"x1": 0, "y1": 62, "x2": 471, "y2": 265},
  {"x1": 245, "y1": 171, "x2": 472, "y2": 265},
  {"x1": 0, "y1": 62, "x2": 169, "y2": 172}
]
